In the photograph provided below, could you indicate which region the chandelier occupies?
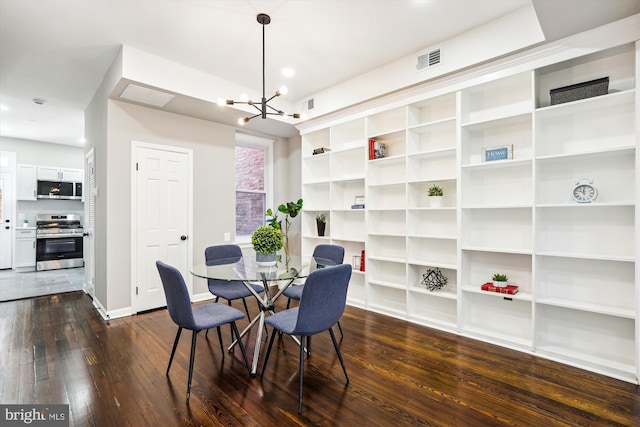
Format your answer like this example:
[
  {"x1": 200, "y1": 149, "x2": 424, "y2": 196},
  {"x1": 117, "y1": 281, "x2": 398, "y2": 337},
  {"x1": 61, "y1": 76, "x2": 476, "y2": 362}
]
[{"x1": 218, "y1": 13, "x2": 302, "y2": 125}]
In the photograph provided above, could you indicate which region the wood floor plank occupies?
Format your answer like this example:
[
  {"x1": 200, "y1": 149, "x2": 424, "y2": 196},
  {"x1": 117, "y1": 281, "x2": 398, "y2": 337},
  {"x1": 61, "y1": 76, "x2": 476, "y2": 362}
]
[{"x1": 1, "y1": 291, "x2": 638, "y2": 426}]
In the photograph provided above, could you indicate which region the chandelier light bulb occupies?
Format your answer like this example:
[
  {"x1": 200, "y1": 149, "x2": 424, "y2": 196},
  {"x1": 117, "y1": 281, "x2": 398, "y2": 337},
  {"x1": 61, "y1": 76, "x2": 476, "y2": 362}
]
[
  {"x1": 278, "y1": 85, "x2": 288, "y2": 96},
  {"x1": 217, "y1": 98, "x2": 226, "y2": 106},
  {"x1": 238, "y1": 117, "x2": 248, "y2": 125},
  {"x1": 240, "y1": 93, "x2": 249, "y2": 102}
]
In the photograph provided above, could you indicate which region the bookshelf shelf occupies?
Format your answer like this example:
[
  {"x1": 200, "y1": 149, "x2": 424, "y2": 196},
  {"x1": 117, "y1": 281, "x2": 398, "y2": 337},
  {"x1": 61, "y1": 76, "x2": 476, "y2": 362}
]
[{"x1": 300, "y1": 39, "x2": 639, "y2": 384}]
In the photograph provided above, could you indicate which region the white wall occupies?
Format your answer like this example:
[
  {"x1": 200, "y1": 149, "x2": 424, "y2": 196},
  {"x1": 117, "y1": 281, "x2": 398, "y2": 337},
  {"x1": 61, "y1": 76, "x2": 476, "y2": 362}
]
[
  {"x1": 294, "y1": 5, "x2": 544, "y2": 120},
  {"x1": 85, "y1": 46, "x2": 122, "y2": 308},
  {"x1": 92, "y1": 99, "x2": 299, "y2": 314},
  {"x1": 1, "y1": 137, "x2": 85, "y2": 167}
]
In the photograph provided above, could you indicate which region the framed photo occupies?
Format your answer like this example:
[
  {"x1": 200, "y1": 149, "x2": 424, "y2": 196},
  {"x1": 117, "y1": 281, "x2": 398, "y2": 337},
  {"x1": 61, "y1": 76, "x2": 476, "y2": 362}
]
[
  {"x1": 354, "y1": 196, "x2": 365, "y2": 205},
  {"x1": 482, "y1": 144, "x2": 513, "y2": 162}
]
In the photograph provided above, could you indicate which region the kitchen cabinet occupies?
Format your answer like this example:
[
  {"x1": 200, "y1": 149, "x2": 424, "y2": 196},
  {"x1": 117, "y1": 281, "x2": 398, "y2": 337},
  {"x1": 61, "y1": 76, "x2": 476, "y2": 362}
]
[
  {"x1": 15, "y1": 228, "x2": 36, "y2": 271},
  {"x1": 16, "y1": 164, "x2": 37, "y2": 201},
  {"x1": 37, "y1": 166, "x2": 83, "y2": 182}
]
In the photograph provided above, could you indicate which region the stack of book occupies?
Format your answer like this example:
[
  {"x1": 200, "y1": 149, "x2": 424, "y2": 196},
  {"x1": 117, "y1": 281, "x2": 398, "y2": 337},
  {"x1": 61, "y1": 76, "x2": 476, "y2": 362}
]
[
  {"x1": 368, "y1": 139, "x2": 386, "y2": 160},
  {"x1": 481, "y1": 282, "x2": 519, "y2": 295},
  {"x1": 312, "y1": 147, "x2": 330, "y2": 155}
]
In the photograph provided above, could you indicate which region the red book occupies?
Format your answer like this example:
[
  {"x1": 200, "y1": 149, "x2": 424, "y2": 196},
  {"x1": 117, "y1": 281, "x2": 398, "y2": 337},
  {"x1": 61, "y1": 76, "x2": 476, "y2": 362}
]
[
  {"x1": 369, "y1": 139, "x2": 375, "y2": 160},
  {"x1": 481, "y1": 282, "x2": 519, "y2": 295}
]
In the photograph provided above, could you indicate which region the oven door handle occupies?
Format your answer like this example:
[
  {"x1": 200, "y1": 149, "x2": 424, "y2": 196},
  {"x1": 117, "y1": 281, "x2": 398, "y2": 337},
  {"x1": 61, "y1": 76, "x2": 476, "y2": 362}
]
[{"x1": 37, "y1": 233, "x2": 83, "y2": 239}]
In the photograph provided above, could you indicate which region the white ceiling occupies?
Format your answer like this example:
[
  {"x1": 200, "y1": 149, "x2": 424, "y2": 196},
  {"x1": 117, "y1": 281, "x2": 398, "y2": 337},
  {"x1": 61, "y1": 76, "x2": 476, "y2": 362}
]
[{"x1": 1, "y1": 0, "x2": 639, "y2": 145}]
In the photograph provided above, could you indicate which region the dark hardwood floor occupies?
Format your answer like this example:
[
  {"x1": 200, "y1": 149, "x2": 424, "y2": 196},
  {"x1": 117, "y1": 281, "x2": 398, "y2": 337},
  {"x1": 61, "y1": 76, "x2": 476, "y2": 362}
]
[{"x1": 1, "y1": 291, "x2": 638, "y2": 426}]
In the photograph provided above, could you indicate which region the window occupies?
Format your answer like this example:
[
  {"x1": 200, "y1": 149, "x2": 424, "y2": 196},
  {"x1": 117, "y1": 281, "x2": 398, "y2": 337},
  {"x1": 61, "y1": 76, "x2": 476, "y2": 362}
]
[{"x1": 235, "y1": 133, "x2": 273, "y2": 242}]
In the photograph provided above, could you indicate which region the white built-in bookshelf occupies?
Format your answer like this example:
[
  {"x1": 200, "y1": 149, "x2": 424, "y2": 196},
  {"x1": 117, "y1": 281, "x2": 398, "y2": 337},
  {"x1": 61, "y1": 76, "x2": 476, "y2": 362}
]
[{"x1": 299, "y1": 39, "x2": 639, "y2": 384}]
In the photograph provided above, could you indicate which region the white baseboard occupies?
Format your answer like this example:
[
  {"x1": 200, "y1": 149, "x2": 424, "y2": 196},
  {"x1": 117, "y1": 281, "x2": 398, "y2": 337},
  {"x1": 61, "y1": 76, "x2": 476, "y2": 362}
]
[{"x1": 92, "y1": 297, "x2": 134, "y2": 320}]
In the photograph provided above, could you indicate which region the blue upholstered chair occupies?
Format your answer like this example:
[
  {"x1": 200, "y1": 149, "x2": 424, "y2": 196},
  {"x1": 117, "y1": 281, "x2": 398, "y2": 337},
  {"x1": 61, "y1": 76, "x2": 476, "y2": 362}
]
[
  {"x1": 261, "y1": 263, "x2": 352, "y2": 413},
  {"x1": 205, "y1": 244, "x2": 264, "y2": 325},
  {"x1": 283, "y1": 244, "x2": 346, "y2": 337},
  {"x1": 156, "y1": 260, "x2": 249, "y2": 403}
]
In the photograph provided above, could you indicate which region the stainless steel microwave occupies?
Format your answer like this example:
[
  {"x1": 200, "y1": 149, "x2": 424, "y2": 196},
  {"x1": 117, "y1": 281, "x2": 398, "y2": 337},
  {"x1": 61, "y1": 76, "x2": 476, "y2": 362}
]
[{"x1": 37, "y1": 180, "x2": 83, "y2": 200}]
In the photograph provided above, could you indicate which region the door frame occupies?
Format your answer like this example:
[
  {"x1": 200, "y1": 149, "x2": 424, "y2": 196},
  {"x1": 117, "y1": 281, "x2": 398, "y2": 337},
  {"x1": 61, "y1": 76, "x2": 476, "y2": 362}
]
[
  {"x1": 84, "y1": 148, "x2": 95, "y2": 299},
  {"x1": 0, "y1": 151, "x2": 17, "y2": 270},
  {"x1": 0, "y1": 170, "x2": 15, "y2": 269},
  {"x1": 130, "y1": 141, "x2": 193, "y2": 313}
]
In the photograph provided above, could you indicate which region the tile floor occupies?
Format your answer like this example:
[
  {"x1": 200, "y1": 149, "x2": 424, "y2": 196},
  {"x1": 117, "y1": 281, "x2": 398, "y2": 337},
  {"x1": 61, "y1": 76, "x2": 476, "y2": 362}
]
[{"x1": 0, "y1": 267, "x2": 85, "y2": 302}]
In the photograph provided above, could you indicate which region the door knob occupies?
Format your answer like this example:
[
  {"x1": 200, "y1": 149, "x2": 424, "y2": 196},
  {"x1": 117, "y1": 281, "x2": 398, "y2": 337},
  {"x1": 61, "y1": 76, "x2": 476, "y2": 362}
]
[{"x1": 180, "y1": 235, "x2": 187, "y2": 241}]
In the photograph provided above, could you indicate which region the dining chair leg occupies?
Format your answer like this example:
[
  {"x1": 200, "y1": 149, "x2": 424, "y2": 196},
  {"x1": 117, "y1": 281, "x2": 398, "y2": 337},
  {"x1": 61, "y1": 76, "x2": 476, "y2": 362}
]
[
  {"x1": 231, "y1": 322, "x2": 250, "y2": 372},
  {"x1": 216, "y1": 326, "x2": 224, "y2": 355},
  {"x1": 186, "y1": 330, "x2": 198, "y2": 403},
  {"x1": 167, "y1": 326, "x2": 182, "y2": 375},
  {"x1": 298, "y1": 335, "x2": 306, "y2": 414},
  {"x1": 226, "y1": 300, "x2": 235, "y2": 343},
  {"x1": 260, "y1": 328, "x2": 278, "y2": 380},
  {"x1": 286, "y1": 297, "x2": 292, "y2": 309},
  {"x1": 206, "y1": 296, "x2": 221, "y2": 338},
  {"x1": 242, "y1": 297, "x2": 252, "y2": 322},
  {"x1": 329, "y1": 328, "x2": 349, "y2": 384},
  {"x1": 337, "y1": 321, "x2": 344, "y2": 338}
]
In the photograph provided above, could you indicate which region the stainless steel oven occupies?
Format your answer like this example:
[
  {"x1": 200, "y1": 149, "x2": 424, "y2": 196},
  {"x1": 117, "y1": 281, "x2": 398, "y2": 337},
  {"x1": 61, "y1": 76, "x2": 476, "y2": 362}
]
[{"x1": 36, "y1": 214, "x2": 85, "y2": 271}]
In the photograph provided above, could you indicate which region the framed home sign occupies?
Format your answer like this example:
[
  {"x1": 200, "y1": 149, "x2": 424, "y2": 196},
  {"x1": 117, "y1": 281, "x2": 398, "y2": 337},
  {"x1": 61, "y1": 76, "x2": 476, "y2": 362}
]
[{"x1": 482, "y1": 144, "x2": 513, "y2": 162}]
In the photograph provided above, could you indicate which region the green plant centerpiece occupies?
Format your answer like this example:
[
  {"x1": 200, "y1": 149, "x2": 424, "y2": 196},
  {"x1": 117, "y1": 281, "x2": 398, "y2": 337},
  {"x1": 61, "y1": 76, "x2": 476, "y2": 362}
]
[
  {"x1": 316, "y1": 212, "x2": 327, "y2": 236},
  {"x1": 492, "y1": 273, "x2": 508, "y2": 288},
  {"x1": 428, "y1": 185, "x2": 444, "y2": 207},
  {"x1": 251, "y1": 225, "x2": 284, "y2": 266},
  {"x1": 266, "y1": 198, "x2": 303, "y2": 264}
]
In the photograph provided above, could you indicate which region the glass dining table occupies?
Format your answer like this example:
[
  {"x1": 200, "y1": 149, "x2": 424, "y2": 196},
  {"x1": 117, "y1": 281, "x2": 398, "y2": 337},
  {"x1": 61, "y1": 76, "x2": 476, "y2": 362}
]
[{"x1": 191, "y1": 255, "x2": 336, "y2": 375}]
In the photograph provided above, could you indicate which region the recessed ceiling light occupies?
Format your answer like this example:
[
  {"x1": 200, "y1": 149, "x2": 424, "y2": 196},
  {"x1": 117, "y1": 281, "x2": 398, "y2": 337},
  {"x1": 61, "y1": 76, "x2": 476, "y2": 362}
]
[
  {"x1": 282, "y1": 68, "x2": 295, "y2": 77},
  {"x1": 32, "y1": 98, "x2": 46, "y2": 105}
]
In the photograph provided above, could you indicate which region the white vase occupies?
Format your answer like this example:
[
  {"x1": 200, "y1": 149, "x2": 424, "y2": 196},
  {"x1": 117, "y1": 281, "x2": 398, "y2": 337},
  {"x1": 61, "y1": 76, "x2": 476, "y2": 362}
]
[
  {"x1": 256, "y1": 252, "x2": 277, "y2": 267},
  {"x1": 429, "y1": 196, "x2": 443, "y2": 208},
  {"x1": 493, "y1": 280, "x2": 508, "y2": 288}
]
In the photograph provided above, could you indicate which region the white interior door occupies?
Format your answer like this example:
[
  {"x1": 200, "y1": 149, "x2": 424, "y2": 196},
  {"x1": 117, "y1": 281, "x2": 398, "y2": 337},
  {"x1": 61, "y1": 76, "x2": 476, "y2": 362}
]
[
  {"x1": 0, "y1": 171, "x2": 13, "y2": 269},
  {"x1": 134, "y1": 143, "x2": 191, "y2": 312}
]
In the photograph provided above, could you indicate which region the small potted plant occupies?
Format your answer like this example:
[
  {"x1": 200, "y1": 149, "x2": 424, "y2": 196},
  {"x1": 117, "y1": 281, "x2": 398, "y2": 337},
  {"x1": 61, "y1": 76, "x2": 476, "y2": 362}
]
[
  {"x1": 251, "y1": 225, "x2": 284, "y2": 266},
  {"x1": 428, "y1": 185, "x2": 444, "y2": 207},
  {"x1": 492, "y1": 273, "x2": 508, "y2": 288},
  {"x1": 316, "y1": 212, "x2": 327, "y2": 236}
]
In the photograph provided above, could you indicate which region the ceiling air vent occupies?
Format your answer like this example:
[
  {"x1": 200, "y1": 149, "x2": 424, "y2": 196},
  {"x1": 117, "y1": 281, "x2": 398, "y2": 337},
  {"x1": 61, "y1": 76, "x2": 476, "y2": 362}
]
[
  {"x1": 416, "y1": 48, "x2": 441, "y2": 71},
  {"x1": 120, "y1": 84, "x2": 175, "y2": 107}
]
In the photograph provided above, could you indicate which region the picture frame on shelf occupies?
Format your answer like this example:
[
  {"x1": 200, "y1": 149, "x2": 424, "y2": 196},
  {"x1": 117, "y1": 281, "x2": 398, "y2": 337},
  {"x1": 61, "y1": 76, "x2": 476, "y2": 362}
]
[
  {"x1": 482, "y1": 144, "x2": 513, "y2": 162},
  {"x1": 352, "y1": 195, "x2": 365, "y2": 209}
]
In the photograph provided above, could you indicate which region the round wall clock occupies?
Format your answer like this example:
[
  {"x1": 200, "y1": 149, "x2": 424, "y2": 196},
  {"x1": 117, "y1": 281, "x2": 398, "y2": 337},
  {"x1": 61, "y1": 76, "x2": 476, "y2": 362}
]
[{"x1": 572, "y1": 178, "x2": 598, "y2": 203}]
